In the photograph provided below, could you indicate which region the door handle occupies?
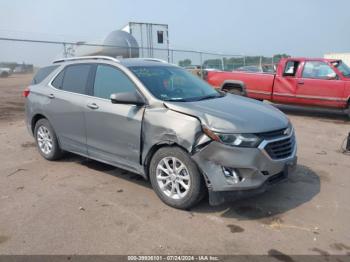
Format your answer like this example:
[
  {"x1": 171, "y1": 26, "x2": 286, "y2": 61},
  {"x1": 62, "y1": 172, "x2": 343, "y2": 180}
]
[
  {"x1": 297, "y1": 81, "x2": 304, "y2": 85},
  {"x1": 87, "y1": 103, "x2": 99, "y2": 110},
  {"x1": 47, "y1": 94, "x2": 55, "y2": 99}
]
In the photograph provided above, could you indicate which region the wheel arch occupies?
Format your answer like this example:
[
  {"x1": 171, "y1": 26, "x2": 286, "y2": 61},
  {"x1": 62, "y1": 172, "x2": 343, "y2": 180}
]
[
  {"x1": 143, "y1": 142, "x2": 189, "y2": 179},
  {"x1": 31, "y1": 113, "x2": 47, "y2": 134},
  {"x1": 221, "y1": 80, "x2": 247, "y2": 95}
]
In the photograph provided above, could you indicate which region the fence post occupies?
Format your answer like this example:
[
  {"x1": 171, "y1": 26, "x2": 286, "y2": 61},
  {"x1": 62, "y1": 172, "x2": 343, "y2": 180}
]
[
  {"x1": 199, "y1": 52, "x2": 203, "y2": 78},
  {"x1": 259, "y1": 56, "x2": 262, "y2": 67}
]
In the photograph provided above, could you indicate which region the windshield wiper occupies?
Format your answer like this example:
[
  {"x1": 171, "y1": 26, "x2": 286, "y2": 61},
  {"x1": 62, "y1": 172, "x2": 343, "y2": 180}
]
[
  {"x1": 195, "y1": 94, "x2": 223, "y2": 101},
  {"x1": 163, "y1": 98, "x2": 189, "y2": 102}
]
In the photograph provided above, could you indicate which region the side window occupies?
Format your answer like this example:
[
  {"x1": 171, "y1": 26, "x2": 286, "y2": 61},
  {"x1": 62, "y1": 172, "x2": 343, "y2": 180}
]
[
  {"x1": 283, "y1": 61, "x2": 300, "y2": 77},
  {"x1": 302, "y1": 61, "x2": 337, "y2": 79},
  {"x1": 51, "y1": 70, "x2": 64, "y2": 89},
  {"x1": 61, "y1": 64, "x2": 91, "y2": 94},
  {"x1": 93, "y1": 65, "x2": 136, "y2": 99},
  {"x1": 32, "y1": 65, "x2": 59, "y2": 84},
  {"x1": 157, "y1": 31, "x2": 164, "y2": 44}
]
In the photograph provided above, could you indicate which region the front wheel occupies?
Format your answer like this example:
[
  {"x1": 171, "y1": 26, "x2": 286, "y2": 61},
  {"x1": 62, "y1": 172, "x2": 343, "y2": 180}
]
[{"x1": 149, "y1": 147, "x2": 206, "y2": 209}]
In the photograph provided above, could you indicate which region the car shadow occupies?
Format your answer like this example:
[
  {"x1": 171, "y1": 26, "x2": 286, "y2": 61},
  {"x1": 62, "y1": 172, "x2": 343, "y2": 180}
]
[
  {"x1": 191, "y1": 165, "x2": 320, "y2": 220},
  {"x1": 273, "y1": 103, "x2": 349, "y2": 123},
  {"x1": 58, "y1": 153, "x2": 152, "y2": 189},
  {"x1": 58, "y1": 154, "x2": 320, "y2": 220}
]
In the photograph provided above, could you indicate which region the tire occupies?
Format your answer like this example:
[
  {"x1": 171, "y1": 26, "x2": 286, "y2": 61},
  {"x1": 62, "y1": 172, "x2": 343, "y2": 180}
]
[
  {"x1": 34, "y1": 119, "x2": 63, "y2": 160},
  {"x1": 223, "y1": 87, "x2": 243, "y2": 96},
  {"x1": 149, "y1": 147, "x2": 206, "y2": 209},
  {"x1": 347, "y1": 103, "x2": 350, "y2": 119}
]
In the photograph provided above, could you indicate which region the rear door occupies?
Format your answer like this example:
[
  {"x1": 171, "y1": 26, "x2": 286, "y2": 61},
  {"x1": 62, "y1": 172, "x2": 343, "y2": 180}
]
[
  {"x1": 84, "y1": 64, "x2": 144, "y2": 172},
  {"x1": 47, "y1": 64, "x2": 93, "y2": 155},
  {"x1": 295, "y1": 61, "x2": 345, "y2": 107}
]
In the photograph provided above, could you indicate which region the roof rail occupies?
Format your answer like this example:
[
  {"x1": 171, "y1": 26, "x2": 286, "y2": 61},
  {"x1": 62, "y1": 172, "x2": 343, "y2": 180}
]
[
  {"x1": 53, "y1": 56, "x2": 120, "y2": 64},
  {"x1": 141, "y1": 58, "x2": 168, "y2": 63}
]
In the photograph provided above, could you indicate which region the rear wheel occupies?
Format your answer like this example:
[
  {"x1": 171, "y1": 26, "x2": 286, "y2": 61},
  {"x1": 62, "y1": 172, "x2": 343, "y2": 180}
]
[
  {"x1": 149, "y1": 147, "x2": 206, "y2": 209},
  {"x1": 226, "y1": 88, "x2": 243, "y2": 95},
  {"x1": 222, "y1": 84, "x2": 244, "y2": 96},
  {"x1": 34, "y1": 119, "x2": 63, "y2": 160}
]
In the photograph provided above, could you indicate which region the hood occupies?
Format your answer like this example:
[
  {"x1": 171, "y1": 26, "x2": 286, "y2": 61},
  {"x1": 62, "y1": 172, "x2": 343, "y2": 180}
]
[{"x1": 164, "y1": 94, "x2": 289, "y2": 133}]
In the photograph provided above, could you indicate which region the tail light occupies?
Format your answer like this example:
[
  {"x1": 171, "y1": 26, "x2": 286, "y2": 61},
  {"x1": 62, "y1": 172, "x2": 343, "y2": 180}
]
[{"x1": 22, "y1": 87, "x2": 30, "y2": 98}]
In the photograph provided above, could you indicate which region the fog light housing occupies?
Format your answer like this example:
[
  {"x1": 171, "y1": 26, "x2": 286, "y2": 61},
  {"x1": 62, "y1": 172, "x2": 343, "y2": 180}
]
[{"x1": 222, "y1": 167, "x2": 243, "y2": 184}]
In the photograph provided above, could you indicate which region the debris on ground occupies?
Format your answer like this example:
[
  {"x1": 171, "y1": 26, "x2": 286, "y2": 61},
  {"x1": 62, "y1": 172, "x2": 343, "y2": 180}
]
[{"x1": 7, "y1": 168, "x2": 27, "y2": 177}]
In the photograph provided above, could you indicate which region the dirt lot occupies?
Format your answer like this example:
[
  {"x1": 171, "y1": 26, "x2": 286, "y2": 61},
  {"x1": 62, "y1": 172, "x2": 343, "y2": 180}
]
[{"x1": 0, "y1": 74, "x2": 350, "y2": 256}]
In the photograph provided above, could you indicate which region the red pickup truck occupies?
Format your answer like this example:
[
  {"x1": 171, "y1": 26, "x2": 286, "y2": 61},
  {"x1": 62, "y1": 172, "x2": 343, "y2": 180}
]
[{"x1": 205, "y1": 58, "x2": 350, "y2": 117}]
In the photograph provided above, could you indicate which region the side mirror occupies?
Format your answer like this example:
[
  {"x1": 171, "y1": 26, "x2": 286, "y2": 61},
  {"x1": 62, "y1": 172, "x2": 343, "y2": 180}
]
[
  {"x1": 326, "y1": 73, "x2": 338, "y2": 80},
  {"x1": 110, "y1": 91, "x2": 145, "y2": 106}
]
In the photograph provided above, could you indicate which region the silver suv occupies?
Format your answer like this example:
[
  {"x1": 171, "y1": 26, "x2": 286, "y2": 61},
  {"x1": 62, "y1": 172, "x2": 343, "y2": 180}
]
[{"x1": 25, "y1": 56, "x2": 297, "y2": 209}]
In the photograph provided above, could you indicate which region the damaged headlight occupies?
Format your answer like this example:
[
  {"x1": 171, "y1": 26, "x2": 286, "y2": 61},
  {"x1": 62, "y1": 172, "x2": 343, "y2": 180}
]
[
  {"x1": 216, "y1": 133, "x2": 262, "y2": 147},
  {"x1": 203, "y1": 127, "x2": 262, "y2": 148}
]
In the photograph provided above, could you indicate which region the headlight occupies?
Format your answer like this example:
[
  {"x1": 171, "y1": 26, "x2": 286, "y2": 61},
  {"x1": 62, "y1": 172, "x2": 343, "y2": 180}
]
[
  {"x1": 216, "y1": 133, "x2": 262, "y2": 147},
  {"x1": 202, "y1": 126, "x2": 262, "y2": 148}
]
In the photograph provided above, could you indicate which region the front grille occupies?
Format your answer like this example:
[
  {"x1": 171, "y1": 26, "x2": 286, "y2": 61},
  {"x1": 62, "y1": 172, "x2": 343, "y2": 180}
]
[
  {"x1": 265, "y1": 135, "x2": 295, "y2": 160},
  {"x1": 257, "y1": 128, "x2": 286, "y2": 140}
]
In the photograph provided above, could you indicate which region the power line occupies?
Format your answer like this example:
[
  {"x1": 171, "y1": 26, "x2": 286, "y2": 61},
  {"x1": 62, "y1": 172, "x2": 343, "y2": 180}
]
[{"x1": 0, "y1": 37, "x2": 243, "y2": 57}]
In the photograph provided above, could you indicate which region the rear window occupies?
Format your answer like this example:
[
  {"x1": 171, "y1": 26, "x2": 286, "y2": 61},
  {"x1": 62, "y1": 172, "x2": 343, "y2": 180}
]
[
  {"x1": 61, "y1": 64, "x2": 92, "y2": 94},
  {"x1": 31, "y1": 65, "x2": 59, "y2": 84}
]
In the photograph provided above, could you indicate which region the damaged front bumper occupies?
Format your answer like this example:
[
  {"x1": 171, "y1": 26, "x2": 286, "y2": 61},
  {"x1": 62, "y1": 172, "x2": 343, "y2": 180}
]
[{"x1": 192, "y1": 133, "x2": 297, "y2": 206}]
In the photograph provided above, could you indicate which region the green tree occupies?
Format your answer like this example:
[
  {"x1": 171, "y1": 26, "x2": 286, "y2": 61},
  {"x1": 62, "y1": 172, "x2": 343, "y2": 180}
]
[{"x1": 178, "y1": 59, "x2": 192, "y2": 67}]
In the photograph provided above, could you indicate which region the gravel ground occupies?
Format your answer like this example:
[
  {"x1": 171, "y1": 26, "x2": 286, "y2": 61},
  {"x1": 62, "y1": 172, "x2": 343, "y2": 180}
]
[{"x1": 0, "y1": 74, "x2": 350, "y2": 256}]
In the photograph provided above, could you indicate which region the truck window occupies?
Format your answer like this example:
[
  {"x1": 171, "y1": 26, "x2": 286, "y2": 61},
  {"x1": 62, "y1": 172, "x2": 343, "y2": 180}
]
[
  {"x1": 302, "y1": 61, "x2": 336, "y2": 79},
  {"x1": 283, "y1": 61, "x2": 299, "y2": 77}
]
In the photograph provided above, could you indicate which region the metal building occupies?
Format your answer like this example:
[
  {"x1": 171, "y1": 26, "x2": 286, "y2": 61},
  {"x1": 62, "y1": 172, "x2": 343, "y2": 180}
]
[
  {"x1": 324, "y1": 52, "x2": 350, "y2": 66},
  {"x1": 122, "y1": 22, "x2": 169, "y2": 61}
]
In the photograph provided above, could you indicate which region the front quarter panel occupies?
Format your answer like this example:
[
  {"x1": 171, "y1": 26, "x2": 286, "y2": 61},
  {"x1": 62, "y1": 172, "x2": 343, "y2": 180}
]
[{"x1": 142, "y1": 106, "x2": 202, "y2": 164}]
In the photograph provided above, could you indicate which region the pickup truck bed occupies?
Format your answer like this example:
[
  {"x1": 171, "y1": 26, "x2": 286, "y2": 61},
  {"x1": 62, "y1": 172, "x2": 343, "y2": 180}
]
[{"x1": 208, "y1": 71, "x2": 275, "y2": 101}]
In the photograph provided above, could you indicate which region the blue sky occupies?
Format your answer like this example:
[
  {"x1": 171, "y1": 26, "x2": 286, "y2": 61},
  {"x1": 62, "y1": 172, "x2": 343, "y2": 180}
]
[{"x1": 0, "y1": 0, "x2": 349, "y2": 64}]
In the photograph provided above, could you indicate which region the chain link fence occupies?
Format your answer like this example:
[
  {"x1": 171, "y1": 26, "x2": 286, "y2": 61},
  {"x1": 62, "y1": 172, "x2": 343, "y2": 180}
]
[{"x1": 0, "y1": 37, "x2": 282, "y2": 76}]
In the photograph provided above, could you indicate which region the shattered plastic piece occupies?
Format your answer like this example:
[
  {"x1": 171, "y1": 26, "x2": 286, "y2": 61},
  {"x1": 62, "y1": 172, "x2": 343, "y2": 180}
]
[{"x1": 79, "y1": 207, "x2": 85, "y2": 211}]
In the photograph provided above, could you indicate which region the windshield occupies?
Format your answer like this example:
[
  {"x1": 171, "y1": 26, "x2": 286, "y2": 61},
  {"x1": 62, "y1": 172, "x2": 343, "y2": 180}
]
[
  {"x1": 129, "y1": 66, "x2": 223, "y2": 102},
  {"x1": 332, "y1": 60, "x2": 350, "y2": 78}
]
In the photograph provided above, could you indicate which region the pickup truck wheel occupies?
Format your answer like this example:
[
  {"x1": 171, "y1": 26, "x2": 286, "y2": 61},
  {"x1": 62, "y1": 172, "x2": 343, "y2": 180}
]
[
  {"x1": 347, "y1": 104, "x2": 350, "y2": 119},
  {"x1": 34, "y1": 119, "x2": 63, "y2": 161},
  {"x1": 149, "y1": 147, "x2": 206, "y2": 209},
  {"x1": 224, "y1": 88, "x2": 243, "y2": 96}
]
